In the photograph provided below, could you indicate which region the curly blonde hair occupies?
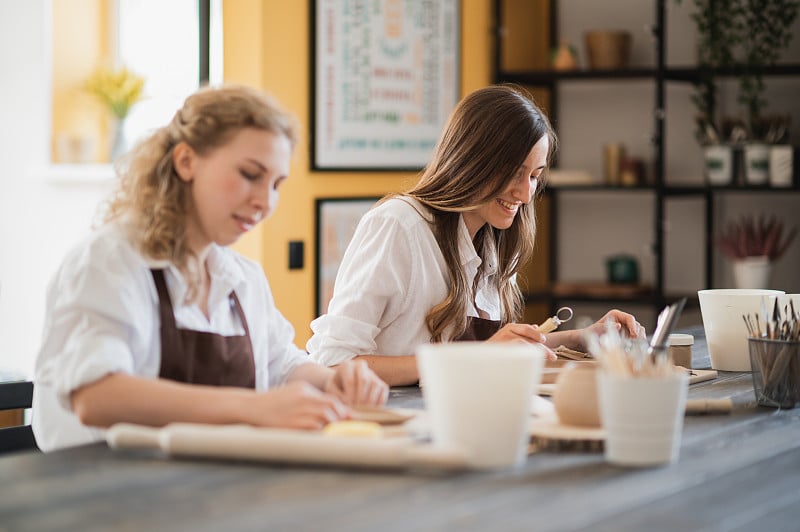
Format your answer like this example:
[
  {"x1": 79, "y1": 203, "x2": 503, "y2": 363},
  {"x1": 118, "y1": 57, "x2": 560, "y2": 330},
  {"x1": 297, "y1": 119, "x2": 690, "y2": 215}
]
[
  {"x1": 103, "y1": 84, "x2": 298, "y2": 298},
  {"x1": 405, "y1": 84, "x2": 556, "y2": 342}
]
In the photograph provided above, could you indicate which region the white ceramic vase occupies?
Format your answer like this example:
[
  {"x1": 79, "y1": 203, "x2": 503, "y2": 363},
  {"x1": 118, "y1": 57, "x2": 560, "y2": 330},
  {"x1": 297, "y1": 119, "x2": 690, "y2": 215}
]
[{"x1": 732, "y1": 256, "x2": 772, "y2": 289}]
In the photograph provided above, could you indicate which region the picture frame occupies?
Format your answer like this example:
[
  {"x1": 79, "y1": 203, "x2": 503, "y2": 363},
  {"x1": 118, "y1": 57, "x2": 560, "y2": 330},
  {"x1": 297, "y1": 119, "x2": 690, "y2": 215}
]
[
  {"x1": 315, "y1": 196, "x2": 381, "y2": 316},
  {"x1": 310, "y1": 0, "x2": 461, "y2": 171}
]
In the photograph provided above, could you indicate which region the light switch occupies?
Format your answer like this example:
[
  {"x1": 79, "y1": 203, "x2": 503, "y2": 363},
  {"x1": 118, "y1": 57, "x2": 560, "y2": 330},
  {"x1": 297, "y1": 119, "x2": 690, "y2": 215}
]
[{"x1": 288, "y1": 241, "x2": 304, "y2": 270}]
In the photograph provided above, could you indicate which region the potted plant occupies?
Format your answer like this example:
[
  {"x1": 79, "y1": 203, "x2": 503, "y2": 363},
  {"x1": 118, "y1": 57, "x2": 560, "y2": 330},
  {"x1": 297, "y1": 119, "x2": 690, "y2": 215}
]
[
  {"x1": 737, "y1": 1, "x2": 799, "y2": 131},
  {"x1": 679, "y1": 0, "x2": 799, "y2": 185},
  {"x1": 715, "y1": 214, "x2": 797, "y2": 288},
  {"x1": 737, "y1": 1, "x2": 799, "y2": 185},
  {"x1": 678, "y1": 0, "x2": 743, "y2": 185}
]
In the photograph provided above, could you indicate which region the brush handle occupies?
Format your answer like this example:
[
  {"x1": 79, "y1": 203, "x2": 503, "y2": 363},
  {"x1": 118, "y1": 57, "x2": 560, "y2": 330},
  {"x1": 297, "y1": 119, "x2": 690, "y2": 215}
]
[
  {"x1": 684, "y1": 398, "x2": 733, "y2": 415},
  {"x1": 538, "y1": 317, "x2": 559, "y2": 334}
]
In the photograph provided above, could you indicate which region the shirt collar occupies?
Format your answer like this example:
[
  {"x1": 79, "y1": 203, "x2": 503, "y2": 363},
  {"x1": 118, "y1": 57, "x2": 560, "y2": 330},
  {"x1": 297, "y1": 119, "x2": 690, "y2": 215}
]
[
  {"x1": 457, "y1": 215, "x2": 498, "y2": 276},
  {"x1": 142, "y1": 245, "x2": 247, "y2": 306}
]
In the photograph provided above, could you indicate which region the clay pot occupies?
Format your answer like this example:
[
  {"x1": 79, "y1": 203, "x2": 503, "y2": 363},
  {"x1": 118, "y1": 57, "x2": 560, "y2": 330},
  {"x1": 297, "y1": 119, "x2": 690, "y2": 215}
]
[
  {"x1": 584, "y1": 30, "x2": 631, "y2": 70},
  {"x1": 552, "y1": 363, "x2": 601, "y2": 427}
]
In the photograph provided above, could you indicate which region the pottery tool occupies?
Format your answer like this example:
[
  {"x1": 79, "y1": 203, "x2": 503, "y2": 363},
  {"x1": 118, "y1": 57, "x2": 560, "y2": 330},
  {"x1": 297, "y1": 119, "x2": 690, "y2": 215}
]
[
  {"x1": 351, "y1": 406, "x2": 417, "y2": 426},
  {"x1": 538, "y1": 307, "x2": 574, "y2": 334},
  {"x1": 647, "y1": 298, "x2": 687, "y2": 363},
  {"x1": 554, "y1": 345, "x2": 593, "y2": 361}
]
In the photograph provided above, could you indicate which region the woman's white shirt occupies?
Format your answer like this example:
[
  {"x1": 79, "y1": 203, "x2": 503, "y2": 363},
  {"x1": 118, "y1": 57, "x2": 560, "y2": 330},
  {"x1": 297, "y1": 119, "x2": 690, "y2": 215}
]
[
  {"x1": 33, "y1": 221, "x2": 309, "y2": 452},
  {"x1": 307, "y1": 197, "x2": 500, "y2": 366}
]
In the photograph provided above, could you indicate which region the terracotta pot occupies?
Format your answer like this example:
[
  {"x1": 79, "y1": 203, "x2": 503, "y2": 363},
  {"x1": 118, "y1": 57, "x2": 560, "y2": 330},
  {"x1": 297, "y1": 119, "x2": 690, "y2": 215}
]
[
  {"x1": 584, "y1": 30, "x2": 631, "y2": 70},
  {"x1": 552, "y1": 363, "x2": 601, "y2": 427}
]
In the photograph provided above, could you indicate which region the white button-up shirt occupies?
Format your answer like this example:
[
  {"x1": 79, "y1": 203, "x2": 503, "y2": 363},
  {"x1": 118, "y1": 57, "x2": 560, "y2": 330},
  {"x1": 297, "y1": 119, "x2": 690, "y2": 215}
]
[
  {"x1": 33, "y1": 221, "x2": 309, "y2": 451},
  {"x1": 307, "y1": 197, "x2": 500, "y2": 366}
]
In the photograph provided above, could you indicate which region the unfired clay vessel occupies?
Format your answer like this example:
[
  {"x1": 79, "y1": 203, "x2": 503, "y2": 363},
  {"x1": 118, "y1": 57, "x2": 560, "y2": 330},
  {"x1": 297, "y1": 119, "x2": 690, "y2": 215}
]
[{"x1": 552, "y1": 363, "x2": 601, "y2": 427}]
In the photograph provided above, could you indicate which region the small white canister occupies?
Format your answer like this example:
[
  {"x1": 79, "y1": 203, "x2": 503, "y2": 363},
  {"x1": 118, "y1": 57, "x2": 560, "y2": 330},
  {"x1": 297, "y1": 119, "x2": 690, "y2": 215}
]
[{"x1": 668, "y1": 333, "x2": 694, "y2": 368}]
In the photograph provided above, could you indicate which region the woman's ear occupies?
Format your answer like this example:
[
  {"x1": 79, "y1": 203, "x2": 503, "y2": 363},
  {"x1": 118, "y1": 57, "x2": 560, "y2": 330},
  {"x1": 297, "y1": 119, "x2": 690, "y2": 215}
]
[{"x1": 173, "y1": 142, "x2": 195, "y2": 183}]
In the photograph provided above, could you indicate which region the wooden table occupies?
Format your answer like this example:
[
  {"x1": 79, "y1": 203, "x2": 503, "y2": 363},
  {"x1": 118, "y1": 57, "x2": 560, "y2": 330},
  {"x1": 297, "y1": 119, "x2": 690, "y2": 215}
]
[{"x1": 2, "y1": 327, "x2": 800, "y2": 531}]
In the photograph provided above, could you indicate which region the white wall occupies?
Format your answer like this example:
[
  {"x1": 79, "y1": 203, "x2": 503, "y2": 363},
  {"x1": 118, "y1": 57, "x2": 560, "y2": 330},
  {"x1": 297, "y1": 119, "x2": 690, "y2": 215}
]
[
  {"x1": 554, "y1": 0, "x2": 800, "y2": 329},
  {"x1": 0, "y1": 0, "x2": 113, "y2": 377}
]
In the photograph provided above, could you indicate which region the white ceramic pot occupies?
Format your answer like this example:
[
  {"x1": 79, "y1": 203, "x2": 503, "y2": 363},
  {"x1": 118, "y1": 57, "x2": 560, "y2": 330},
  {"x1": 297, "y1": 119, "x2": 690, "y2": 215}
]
[
  {"x1": 732, "y1": 255, "x2": 772, "y2": 289},
  {"x1": 704, "y1": 145, "x2": 733, "y2": 186},
  {"x1": 598, "y1": 372, "x2": 688, "y2": 467},
  {"x1": 744, "y1": 143, "x2": 770, "y2": 185},
  {"x1": 769, "y1": 145, "x2": 794, "y2": 188},
  {"x1": 698, "y1": 288, "x2": 785, "y2": 371},
  {"x1": 416, "y1": 342, "x2": 545, "y2": 469}
]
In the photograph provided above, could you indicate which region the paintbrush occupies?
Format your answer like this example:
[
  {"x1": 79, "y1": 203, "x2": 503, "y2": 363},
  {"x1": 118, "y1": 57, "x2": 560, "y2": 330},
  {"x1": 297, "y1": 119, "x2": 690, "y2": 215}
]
[{"x1": 647, "y1": 298, "x2": 687, "y2": 363}]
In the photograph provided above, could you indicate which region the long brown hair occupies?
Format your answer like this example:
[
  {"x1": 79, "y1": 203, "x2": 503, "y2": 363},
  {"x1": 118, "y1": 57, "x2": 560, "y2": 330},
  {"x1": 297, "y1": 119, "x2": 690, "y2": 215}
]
[
  {"x1": 405, "y1": 84, "x2": 556, "y2": 341},
  {"x1": 103, "y1": 84, "x2": 298, "y2": 298}
]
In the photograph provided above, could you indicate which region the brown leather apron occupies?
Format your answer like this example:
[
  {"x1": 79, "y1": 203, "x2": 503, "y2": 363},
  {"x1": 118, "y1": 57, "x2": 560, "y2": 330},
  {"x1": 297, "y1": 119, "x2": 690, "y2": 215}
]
[
  {"x1": 454, "y1": 316, "x2": 501, "y2": 341},
  {"x1": 151, "y1": 269, "x2": 256, "y2": 388}
]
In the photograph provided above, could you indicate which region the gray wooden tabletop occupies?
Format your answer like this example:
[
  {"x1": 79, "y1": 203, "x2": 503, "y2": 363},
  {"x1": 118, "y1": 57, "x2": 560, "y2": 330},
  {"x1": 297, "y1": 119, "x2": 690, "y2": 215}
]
[{"x1": 2, "y1": 327, "x2": 799, "y2": 531}]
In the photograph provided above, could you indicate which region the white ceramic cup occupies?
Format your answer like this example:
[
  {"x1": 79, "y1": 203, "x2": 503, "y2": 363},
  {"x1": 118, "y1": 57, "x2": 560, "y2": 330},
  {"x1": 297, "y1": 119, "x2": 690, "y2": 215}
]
[
  {"x1": 598, "y1": 372, "x2": 688, "y2": 467},
  {"x1": 698, "y1": 289, "x2": 785, "y2": 371},
  {"x1": 416, "y1": 342, "x2": 545, "y2": 469}
]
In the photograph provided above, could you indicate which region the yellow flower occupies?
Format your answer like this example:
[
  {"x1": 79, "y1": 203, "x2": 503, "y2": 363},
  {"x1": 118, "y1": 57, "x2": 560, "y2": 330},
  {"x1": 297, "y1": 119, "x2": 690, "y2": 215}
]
[{"x1": 84, "y1": 65, "x2": 145, "y2": 120}]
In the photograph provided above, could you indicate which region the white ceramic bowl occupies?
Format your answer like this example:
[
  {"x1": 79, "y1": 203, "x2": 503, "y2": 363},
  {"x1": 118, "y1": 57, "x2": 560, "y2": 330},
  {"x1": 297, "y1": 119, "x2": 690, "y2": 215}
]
[{"x1": 698, "y1": 289, "x2": 785, "y2": 371}]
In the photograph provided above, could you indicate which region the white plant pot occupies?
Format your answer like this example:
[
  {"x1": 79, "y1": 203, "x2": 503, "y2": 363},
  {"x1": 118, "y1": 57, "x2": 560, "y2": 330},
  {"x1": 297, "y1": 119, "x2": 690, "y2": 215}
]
[
  {"x1": 704, "y1": 145, "x2": 733, "y2": 186},
  {"x1": 732, "y1": 256, "x2": 772, "y2": 289},
  {"x1": 769, "y1": 145, "x2": 794, "y2": 188},
  {"x1": 744, "y1": 143, "x2": 770, "y2": 185}
]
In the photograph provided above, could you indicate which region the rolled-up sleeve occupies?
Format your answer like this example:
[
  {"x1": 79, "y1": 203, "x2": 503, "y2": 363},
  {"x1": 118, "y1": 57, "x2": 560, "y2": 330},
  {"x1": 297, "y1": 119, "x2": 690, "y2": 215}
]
[
  {"x1": 307, "y1": 212, "x2": 414, "y2": 366},
  {"x1": 35, "y1": 247, "x2": 146, "y2": 411}
]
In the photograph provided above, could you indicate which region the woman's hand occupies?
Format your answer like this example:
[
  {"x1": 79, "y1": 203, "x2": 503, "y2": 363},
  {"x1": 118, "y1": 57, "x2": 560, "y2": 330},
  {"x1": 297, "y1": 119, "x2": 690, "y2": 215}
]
[
  {"x1": 487, "y1": 323, "x2": 557, "y2": 361},
  {"x1": 325, "y1": 360, "x2": 389, "y2": 406},
  {"x1": 248, "y1": 381, "x2": 350, "y2": 430},
  {"x1": 577, "y1": 309, "x2": 645, "y2": 350}
]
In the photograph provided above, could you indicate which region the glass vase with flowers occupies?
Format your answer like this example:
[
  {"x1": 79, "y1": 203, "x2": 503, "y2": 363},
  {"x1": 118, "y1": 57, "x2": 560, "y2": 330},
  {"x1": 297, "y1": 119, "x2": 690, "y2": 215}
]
[{"x1": 84, "y1": 65, "x2": 145, "y2": 162}]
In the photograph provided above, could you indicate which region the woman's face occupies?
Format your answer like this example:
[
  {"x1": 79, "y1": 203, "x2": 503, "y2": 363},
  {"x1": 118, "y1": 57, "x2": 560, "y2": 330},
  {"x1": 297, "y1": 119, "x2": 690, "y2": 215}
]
[
  {"x1": 176, "y1": 127, "x2": 292, "y2": 253},
  {"x1": 462, "y1": 135, "x2": 549, "y2": 239}
]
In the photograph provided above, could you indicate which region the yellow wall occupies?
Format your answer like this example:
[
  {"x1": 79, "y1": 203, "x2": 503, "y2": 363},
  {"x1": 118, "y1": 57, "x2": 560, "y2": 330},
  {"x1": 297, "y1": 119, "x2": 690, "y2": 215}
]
[
  {"x1": 225, "y1": 0, "x2": 494, "y2": 344},
  {"x1": 50, "y1": 0, "x2": 543, "y2": 343},
  {"x1": 51, "y1": 0, "x2": 109, "y2": 163}
]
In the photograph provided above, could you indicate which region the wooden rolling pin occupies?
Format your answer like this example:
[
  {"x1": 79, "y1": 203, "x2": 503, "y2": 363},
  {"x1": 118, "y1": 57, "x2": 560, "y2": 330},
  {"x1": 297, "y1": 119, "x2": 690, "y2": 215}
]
[
  {"x1": 106, "y1": 423, "x2": 469, "y2": 470},
  {"x1": 684, "y1": 397, "x2": 733, "y2": 415}
]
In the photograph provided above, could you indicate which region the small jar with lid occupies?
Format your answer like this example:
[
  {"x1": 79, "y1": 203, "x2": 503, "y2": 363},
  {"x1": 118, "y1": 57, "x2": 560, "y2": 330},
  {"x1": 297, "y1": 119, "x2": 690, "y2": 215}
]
[{"x1": 668, "y1": 333, "x2": 694, "y2": 368}]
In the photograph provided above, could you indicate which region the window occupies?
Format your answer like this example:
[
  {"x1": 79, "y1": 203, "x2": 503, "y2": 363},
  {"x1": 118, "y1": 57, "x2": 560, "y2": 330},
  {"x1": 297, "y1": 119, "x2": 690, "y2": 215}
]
[{"x1": 115, "y1": 0, "x2": 223, "y2": 148}]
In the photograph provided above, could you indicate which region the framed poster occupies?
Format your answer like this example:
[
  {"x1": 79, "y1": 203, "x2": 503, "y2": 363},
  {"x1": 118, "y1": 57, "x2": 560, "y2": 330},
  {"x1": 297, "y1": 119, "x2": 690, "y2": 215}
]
[
  {"x1": 311, "y1": 0, "x2": 460, "y2": 171},
  {"x1": 314, "y1": 196, "x2": 380, "y2": 316}
]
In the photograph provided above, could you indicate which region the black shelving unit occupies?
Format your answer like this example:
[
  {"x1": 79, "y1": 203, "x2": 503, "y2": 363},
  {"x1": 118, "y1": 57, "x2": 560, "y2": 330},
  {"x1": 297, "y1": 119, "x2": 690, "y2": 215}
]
[{"x1": 492, "y1": 0, "x2": 800, "y2": 322}]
